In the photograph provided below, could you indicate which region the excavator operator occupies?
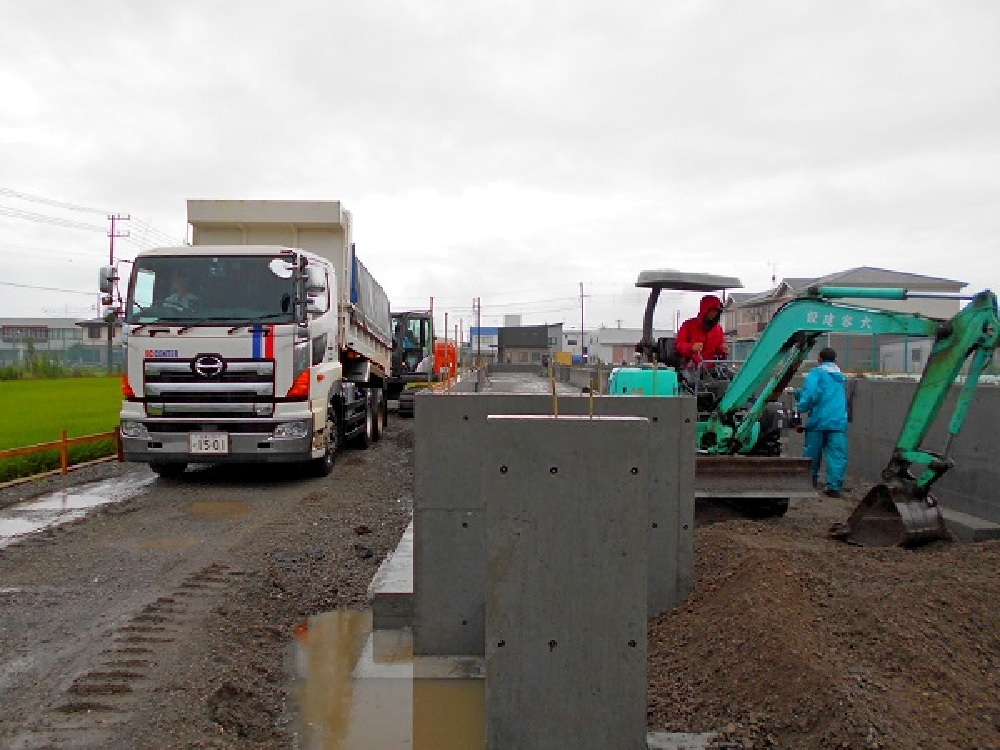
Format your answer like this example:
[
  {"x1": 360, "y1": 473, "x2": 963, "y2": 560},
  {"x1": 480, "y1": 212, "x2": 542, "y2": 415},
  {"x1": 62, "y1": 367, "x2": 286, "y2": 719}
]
[{"x1": 675, "y1": 294, "x2": 729, "y2": 369}]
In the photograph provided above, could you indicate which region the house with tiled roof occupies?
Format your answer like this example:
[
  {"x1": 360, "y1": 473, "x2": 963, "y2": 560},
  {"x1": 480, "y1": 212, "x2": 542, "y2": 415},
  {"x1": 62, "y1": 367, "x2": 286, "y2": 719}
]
[{"x1": 723, "y1": 267, "x2": 967, "y2": 373}]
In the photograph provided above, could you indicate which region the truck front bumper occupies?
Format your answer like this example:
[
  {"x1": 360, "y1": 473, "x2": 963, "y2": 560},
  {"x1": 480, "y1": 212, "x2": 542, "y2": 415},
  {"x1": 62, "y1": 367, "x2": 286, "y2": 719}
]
[{"x1": 121, "y1": 430, "x2": 315, "y2": 465}]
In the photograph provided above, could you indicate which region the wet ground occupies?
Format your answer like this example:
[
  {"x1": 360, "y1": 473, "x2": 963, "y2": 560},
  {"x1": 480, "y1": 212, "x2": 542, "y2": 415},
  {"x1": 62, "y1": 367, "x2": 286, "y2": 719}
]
[
  {"x1": 0, "y1": 421, "x2": 414, "y2": 749},
  {"x1": 1, "y1": 404, "x2": 998, "y2": 749},
  {"x1": 0, "y1": 474, "x2": 156, "y2": 548}
]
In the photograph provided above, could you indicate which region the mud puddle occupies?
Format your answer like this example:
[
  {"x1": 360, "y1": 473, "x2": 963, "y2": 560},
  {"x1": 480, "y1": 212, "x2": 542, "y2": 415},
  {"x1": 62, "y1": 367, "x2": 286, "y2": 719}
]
[
  {"x1": 291, "y1": 609, "x2": 484, "y2": 749},
  {"x1": 0, "y1": 474, "x2": 155, "y2": 548}
]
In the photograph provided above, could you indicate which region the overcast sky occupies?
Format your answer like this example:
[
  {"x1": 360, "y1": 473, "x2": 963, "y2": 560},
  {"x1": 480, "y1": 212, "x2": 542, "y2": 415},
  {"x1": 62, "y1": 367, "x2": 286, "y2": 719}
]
[{"x1": 2, "y1": 0, "x2": 998, "y2": 336}]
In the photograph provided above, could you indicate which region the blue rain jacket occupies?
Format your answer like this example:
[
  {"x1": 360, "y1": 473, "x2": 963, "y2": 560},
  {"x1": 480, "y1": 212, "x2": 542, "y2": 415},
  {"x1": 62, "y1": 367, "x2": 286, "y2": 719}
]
[{"x1": 796, "y1": 361, "x2": 848, "y2": 432}]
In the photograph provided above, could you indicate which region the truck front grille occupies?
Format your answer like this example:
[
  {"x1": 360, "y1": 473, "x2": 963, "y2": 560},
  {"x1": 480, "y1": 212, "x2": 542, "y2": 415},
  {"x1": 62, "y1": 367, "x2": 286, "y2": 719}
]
[{"x1": 143, "y1": 358, "x2": 276, "y2": 419}]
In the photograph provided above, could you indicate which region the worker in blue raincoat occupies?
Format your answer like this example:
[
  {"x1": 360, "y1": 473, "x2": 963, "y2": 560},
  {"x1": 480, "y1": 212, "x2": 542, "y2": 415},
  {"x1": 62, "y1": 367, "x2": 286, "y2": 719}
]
[{"x1": 795, "y1": 347, "x2": 849, "y2": 497}]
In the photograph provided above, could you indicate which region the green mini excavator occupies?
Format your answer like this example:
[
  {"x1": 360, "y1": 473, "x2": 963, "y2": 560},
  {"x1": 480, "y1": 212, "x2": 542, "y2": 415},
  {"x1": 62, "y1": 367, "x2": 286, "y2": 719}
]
[{"x1": 612, "y1": 269, "x2": 999, "y2": 545}]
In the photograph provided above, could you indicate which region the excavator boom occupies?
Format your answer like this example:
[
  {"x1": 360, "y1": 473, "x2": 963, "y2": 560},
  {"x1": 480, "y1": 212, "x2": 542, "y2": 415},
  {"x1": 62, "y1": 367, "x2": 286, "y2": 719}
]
[{"x1": 830, "y1": 289, "x2": 999, "y2": 546}]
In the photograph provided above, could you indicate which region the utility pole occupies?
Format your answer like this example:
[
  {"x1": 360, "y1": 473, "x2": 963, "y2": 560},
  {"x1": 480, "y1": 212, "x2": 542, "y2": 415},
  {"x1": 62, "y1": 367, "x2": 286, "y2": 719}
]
[
  {"x1": 106, "y1": 214, "x2": 130, "y2": 374},
  {"x1": 475, "y1": 296, "x2": 482, "y2": 365}
]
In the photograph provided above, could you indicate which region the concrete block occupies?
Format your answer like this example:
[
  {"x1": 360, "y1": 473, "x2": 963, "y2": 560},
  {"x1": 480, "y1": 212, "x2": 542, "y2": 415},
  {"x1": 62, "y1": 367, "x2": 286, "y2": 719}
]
[
  {"x1": 941, "y1": 506, "x2": 1000, "y2": 542},
  {"x1": 368, "y1": 521, "x2": 414, "y2": 630},
  {"x1": 485, "y1": 415, "x2": 649, "y2": 750},
  {"x1": 413, "y1": 508, "x2": 485, "y2": 655},
  {"x1": 412, "y1": 393, "x2": 695, "y2": 649}
]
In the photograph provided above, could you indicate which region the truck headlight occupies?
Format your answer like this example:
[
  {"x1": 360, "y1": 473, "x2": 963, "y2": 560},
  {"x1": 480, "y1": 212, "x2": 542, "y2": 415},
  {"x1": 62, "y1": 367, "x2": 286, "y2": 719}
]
[
  {"x1": 272, "y1": 421, "x2": 310, "y2": 439},
  {"x1": 121, "y1": 421, "x2": 150, "y2": 439}
]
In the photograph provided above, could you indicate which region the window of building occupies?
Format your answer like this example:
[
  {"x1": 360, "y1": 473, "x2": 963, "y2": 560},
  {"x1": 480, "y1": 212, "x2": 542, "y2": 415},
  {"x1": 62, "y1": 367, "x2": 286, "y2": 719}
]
[
  {"x1": 87, "y1": 327, "x2": 102, "y2": 340},
  {"x1": 911, "y1": 348, "x2": 923, "y2": 363},
  {"x1": 1, "y1": 326, "x2": 50, "y2": 342},
  {"x1": 518, "y1": 352, "x2": 529, "y2": 363},
  {"x1": 531, "y1": 352, "x2": 540, "y2": 362}
]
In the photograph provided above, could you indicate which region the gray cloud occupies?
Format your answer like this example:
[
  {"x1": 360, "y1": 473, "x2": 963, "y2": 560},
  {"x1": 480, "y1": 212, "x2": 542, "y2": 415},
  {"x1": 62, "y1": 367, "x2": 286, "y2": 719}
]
[{"x1": 1, "y1": 0, "x2": 998, "y2": 330}]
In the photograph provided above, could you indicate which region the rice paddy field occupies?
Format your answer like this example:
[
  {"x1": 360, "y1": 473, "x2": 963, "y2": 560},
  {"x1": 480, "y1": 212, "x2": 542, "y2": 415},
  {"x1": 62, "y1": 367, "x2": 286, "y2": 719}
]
[{"x1": 0, "y1": 377, "x2": 122, "y2": 481}]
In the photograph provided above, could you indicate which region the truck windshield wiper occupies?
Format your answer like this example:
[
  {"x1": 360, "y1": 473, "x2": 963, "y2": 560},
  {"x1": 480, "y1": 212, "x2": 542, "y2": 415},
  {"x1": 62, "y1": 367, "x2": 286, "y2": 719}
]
[
  {"x1": 227, "y1": 313, "x2": 290, "y2": 335},
  {"x1": 174, "y1": 317, "x2": 233, "y2": 334}
]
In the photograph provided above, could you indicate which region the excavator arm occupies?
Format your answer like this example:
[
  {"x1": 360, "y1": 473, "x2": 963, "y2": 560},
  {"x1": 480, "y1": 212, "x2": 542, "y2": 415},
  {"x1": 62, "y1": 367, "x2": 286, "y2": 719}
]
[
  {"x1": 702, "y1": 287, "x2": 944, "y2": 455},
  {"x1": 832, "y1": 289, "x2": 1000, "y2": 546}
]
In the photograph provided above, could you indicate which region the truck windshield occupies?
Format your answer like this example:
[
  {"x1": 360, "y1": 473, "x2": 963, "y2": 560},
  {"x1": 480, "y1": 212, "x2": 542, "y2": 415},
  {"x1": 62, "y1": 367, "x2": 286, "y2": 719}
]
[{"x1": 126, "y1": 255, "x2": 299, "y2": 325}]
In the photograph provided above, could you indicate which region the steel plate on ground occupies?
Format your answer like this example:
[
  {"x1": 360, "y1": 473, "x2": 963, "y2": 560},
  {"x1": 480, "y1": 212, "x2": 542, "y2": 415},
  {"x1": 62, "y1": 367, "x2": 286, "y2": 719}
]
[{"x1": 694, "y1": 455, "x2": 815, "y2": 499}]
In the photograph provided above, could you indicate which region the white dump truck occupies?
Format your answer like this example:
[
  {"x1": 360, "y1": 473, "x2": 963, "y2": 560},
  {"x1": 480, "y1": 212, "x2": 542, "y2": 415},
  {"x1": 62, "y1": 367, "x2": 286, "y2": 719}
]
[{"x1": 102, "y1": 200, "x2": 392, "y2": 477}]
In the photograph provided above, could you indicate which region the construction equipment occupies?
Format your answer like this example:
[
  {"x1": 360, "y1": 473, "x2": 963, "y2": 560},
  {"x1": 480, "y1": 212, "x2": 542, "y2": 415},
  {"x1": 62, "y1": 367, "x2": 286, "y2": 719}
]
[
  {"x1": 614, "y1": 269, "x2": 999, "y2": 533},
  {"x1": 829, "y1": 288, "x2": 999, "y2": 546},
  {"x1": 387, "y1": 309, "x2": 434, "y2": 403},
  {"x1": 614, "y1": 270, "x2": 809, "y2": 517},
  {"x1": 396, "y1": 338, "x2": 458, "y2": 418}
]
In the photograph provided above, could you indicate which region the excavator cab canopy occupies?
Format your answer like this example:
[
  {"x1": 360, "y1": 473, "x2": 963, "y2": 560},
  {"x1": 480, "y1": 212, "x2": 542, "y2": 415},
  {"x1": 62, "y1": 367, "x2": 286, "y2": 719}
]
[{"x1": 635, "y1": 269, "x2": 743, "y2": 293}]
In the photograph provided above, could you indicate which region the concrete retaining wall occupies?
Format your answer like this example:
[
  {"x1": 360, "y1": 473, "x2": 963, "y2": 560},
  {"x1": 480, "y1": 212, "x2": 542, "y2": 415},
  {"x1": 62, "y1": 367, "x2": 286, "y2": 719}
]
[
  {"x1": 413, "y1": 392, "x2": 696, "y2": 656},
  {"x1": 484, "y1": 415, "x2": 648, "y2": 750},
  {"x1": 847, "y1": 378, "x2": 1000, "y2": 523}
]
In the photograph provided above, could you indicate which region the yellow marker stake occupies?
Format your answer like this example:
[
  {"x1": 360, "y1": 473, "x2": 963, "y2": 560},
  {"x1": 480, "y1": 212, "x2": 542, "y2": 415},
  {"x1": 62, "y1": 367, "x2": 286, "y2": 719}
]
[
  {"x1": 551, "y1": 376, "x2": 559, "y2": 417},
  {"x1": 589, "y1": 377, "x2": 595, "y2": 417}
]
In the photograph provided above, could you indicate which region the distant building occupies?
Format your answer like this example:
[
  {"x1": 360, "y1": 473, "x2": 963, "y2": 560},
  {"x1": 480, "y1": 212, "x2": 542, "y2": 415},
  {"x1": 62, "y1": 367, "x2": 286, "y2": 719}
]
[
  {"x1": 467, "y1": 326, "x2": 500, "y2": 364},
  {"x1": 591, "y1": 325, "x2": 675, "y2": 365},
  {"x1": 0, "y1": 317, "x2": 123, "y2": 368},
  {"x1": 498, "y1": 323, "x2": 563, "y2": 365},
  {"x1": 561, "y1": 328, "x2": 596, "y2": 360}
]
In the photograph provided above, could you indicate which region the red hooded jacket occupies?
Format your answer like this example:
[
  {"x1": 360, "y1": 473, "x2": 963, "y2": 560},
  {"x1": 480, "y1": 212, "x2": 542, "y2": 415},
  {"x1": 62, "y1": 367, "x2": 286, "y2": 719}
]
[{"x1": 675, "y1": 294, "x2": 727, "y2": 366}]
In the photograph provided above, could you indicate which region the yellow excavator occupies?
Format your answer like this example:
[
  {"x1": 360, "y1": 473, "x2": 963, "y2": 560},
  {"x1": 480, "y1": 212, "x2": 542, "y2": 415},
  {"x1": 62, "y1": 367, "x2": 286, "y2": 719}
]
[{"x1": 613, "y1": 270, "x2": 999, "y2": 545}]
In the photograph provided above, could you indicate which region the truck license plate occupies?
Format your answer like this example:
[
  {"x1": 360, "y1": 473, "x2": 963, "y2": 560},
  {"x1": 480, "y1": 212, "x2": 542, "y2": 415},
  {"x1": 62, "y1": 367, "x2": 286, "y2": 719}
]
[{"x1": 189, "y1": 433, "x2": 229, "y2": 454}]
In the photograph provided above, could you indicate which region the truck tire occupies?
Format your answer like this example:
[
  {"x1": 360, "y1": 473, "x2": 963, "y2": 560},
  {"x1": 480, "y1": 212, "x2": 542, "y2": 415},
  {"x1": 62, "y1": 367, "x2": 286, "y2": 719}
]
[
  {"x1": 372, "y1": 388, "x2": 386, "y2": 442},
  {"x1": 149, "y1": 462, "x2": 187, "y2": 478},
  {"x1": 309, "y1": 407, "x2": 339, "y2": 477},
  {"x1": 352, "y1": 392, "x2": 374, "y2": 450}
]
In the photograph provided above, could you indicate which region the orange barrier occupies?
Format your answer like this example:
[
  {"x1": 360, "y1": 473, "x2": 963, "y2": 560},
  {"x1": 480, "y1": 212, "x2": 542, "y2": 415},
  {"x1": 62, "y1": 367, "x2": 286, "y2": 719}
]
[{"x1": 0, "y1": 428, "x2": 123, "y2": 476}]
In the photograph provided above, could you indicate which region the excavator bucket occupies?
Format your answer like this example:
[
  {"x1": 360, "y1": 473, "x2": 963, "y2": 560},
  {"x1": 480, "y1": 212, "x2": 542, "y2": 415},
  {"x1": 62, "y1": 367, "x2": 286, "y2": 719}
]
[{"x1": 829, "y1": 482, "x2": 950, "y2": 547}]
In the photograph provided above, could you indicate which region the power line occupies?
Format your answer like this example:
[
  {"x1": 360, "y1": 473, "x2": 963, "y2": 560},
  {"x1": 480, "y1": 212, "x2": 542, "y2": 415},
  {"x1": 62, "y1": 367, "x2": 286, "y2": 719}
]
[
  {"x1": 0, "y1": 187, "x2": 183, "y2": 247},
  {"x1": 0, "y1": 280, "x2": 93, "y2": 295},
  {"x1": 0, "y1": 187, "x2": 109, "y2": 214},
  {"x1": 0, "y1": 206, "x2": 107, "y2": 232}
]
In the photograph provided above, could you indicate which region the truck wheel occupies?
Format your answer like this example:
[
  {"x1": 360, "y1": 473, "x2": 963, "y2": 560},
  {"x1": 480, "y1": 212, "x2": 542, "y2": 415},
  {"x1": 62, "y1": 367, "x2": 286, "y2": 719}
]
[
  {"x1": 149, "y1": 462, "x2": 187, "y2": 478},
  {"x1": 310, "y1": 408, "x2": 339, "y2": 477},
  {"x1": 352, "y1": 393, "x2": 374, "y2": 450},
  {"x1": 372, "y1": 388, "x2": 386, "y2": 442}
]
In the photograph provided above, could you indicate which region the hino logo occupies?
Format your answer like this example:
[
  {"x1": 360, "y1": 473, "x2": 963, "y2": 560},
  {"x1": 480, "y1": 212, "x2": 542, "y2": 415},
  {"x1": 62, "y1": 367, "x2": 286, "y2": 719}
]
[{"x1": 192, "y1": 354, "x2": 225, "y2": 378}]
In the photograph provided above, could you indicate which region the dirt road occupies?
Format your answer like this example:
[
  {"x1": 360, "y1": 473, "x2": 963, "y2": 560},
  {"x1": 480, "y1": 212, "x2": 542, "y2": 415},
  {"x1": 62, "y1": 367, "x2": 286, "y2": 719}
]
[
  {"x1": 1, "y1": 416, "x2": 998, "y2": 749},
  {"x1": 0, "y1": 421, "x2": 414, "y2": 749}
]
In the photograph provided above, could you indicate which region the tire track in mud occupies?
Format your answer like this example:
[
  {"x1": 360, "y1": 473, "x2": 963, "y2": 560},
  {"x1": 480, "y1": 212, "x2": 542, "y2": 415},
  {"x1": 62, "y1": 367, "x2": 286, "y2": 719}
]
[{"x1": 9, "y1": 563, "x2": 242, "y2": 750}]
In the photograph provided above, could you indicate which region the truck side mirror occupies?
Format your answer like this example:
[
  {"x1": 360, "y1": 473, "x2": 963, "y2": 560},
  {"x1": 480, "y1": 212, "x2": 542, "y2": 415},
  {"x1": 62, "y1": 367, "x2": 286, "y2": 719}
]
[
  {"x1": 99, "y1": 266, "x2": 116, "y2": 294},
  {"x1": 304, "y1": 265, "x2": 329, "y2": 316},
  {"x1": 305, "y1": 265, "x2": 326, "y2": 293}
]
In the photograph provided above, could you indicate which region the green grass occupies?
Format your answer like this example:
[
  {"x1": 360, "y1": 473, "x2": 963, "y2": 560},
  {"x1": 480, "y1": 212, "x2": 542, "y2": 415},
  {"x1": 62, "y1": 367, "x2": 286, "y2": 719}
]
[{"x1": 0, "y1": 377, "x2": 122, "y2": 482}]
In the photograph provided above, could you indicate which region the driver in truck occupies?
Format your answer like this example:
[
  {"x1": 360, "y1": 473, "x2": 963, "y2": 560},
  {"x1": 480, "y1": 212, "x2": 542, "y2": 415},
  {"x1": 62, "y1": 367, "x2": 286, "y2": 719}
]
[{"x1": 163, "y1": 275, "x2": 197, "y2": 312}]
